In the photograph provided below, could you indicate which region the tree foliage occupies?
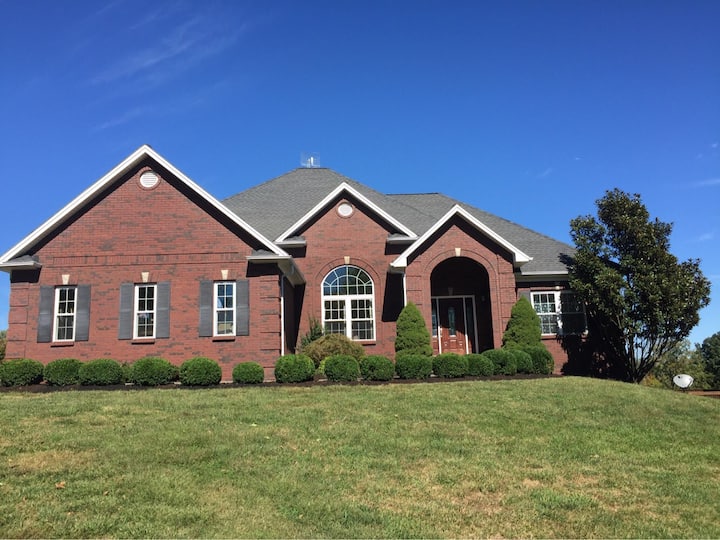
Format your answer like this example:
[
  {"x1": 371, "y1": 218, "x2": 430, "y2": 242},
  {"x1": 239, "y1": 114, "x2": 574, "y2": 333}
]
[
  {"x1": 502, "y1": 297, "x2": 542, "y2": 348},
  {"x1": 646, "y1": 339, "x2": 713, "y2": 390},
  {"x1": 568, "y1": 189, "x2": 711, "y2": 383},
  {"x1": 394, "y1": 302, "x2": 432, "y2": 357},
  {"x1": 0, "y1": 329, "x2": 6, "y2": 361},
  {"x1": 698, "y1": 331, "x2": 720, "y2": 387}
]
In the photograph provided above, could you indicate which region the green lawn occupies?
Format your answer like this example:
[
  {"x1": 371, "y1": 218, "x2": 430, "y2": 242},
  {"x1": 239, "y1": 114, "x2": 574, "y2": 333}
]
[{"x1": 1, "y1": 377, "x2": 718, "y2": 538}]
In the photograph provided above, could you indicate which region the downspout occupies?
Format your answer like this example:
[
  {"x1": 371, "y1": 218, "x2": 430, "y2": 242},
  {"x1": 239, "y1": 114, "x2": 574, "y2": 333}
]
[
  {"x1": 280, "y1": 276, "x2": 285, "y2": 357},
  {"x1": 402, "y1": 270, "x2": 407, "y2": 306}
]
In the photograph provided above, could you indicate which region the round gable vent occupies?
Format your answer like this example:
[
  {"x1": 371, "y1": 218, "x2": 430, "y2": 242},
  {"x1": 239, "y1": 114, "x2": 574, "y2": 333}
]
[
  {"x1": 139, "y1": 171, "x2": 159, "y2": 189},
  {"x1": 337, "y1": 202, "x2": 354, "y2": 218}
]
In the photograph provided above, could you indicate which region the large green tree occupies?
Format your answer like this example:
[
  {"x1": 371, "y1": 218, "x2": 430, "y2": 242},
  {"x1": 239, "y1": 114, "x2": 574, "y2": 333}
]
[
  {"x1": 698, "y1": 331, "x2": 720, "y2": 387},
  {"x1": 568, "y1": 189, "x2": 711, "y2": 383}
]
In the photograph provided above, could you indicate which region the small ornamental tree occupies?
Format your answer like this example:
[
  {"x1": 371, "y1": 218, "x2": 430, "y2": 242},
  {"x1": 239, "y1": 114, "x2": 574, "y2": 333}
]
[
  {"x1": 569, "y1": 189, "x2": 711, "y2": 383},
  {"x1": 0, "y1": 329, "x2": 6, "y2": 361},
  {"x1": 502, "y1": 297, "x2": 542, "y2": 348},
  {"x1": 395, "y1": 302, "x2": 432, "y2": 357}
]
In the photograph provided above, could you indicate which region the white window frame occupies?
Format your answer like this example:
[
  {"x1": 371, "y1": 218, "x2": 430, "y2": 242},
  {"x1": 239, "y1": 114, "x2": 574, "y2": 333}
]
[
  {"x1": 214, "y1": 281, "x2": 236, "y2": 336},
  {"x1": 322, "y1": 265, "x2": 376, "y2": 341},
  {"x1": 53, "y1": 286, "x2": 76, "y2": 342},
  {"x1": 531, "y1": 290, "x2": 587, "y2": 336},
  {"x1": 134, "y1": 284, "x2": 156, "y2": 339}
]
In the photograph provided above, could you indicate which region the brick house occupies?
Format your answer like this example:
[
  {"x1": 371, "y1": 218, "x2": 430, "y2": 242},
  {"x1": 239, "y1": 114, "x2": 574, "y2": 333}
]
[{"x1": 0, "y1": 145, "x2": 584, "y2": 380}]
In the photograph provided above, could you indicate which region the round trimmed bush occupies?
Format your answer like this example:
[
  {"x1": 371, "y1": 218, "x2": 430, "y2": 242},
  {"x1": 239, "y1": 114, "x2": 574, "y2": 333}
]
[
  {"x1": 179, "y1": 357, "x2": 222, "y2": 386},
  {"x1": 522, "y1": 345, "x2": 554, "y2": 374},
  {"x1": 324, "y1": 354, "x2": 360, "y2": 382},
  {"x1": 129, "y1": 357, "x2": 178, "y2": 386},
  {"x1": 79, "y1": 359, "x2": 124, "y2": 386},
  {"x1": 44, "y1": 358, "x2": 82, "y2": 386},
  {"x1": 301, "y1": 333, "x2": 365, "y2": 368},
  {"x1": 480, "y1": 349, "x2": 517, "y2": 376},
  {"x1": 359, "y1": 355, "x2": 395, "y2": 381},
  {"x1": 233, "y1": 362, "x2": 265, "y2": 384},
  {"x1": 432, "y1": 353, "x2": 468, "y2": 378},
  {"x1": 0, "y1": 358, "x2": 44, "y2": 386},
  {"x1": 507, "y1": 348, "x2": 533, "y2": 374},
  {"x1": 395, "y1": 353, "x2": 433, "y2": 380},
  {"x1": 466, "y1": 353, "x2": 494, "y2": 376},
  {"x1": 274, "y1": 354, "x2": 314, "y2": 383}
]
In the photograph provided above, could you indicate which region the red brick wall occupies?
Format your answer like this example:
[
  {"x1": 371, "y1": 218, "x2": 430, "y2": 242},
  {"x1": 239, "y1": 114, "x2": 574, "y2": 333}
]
[
  {"x1": 6, "y1": 161, "x2": 283, "y2": 381},
  {"x1": 291, "y1": 197, "x2": 399, "y2": 358}
]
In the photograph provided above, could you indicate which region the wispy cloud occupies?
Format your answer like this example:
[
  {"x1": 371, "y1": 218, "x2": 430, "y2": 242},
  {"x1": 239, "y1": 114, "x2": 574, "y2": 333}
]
[
  {"x1": 695, "y1": 231, "x2": 715, "y2": 242},
  {"x1": 695, "y1": 178, "x2": 720, "y2": 187},
  {"x1": 537, "y1": 167, "x2": 553, "y2": 178},
  {"x1": 93, "y1": 106, "x2": 151, "y2": 131},
  {"x1": 91, "y1": 15, "x2": 243, "y2": 87}
]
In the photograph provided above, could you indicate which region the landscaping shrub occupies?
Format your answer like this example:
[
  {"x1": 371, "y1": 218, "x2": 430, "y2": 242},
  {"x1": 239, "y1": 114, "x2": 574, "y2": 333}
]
[
  {"x1": 44, "y1": 358, "x2": 82, "y2": 386},
  {"x1": 507, "y1": 348, "x2": 534, "y2": 374},
  {"x1": 274, "y1": 354, "x2": 314, "y2": 383},
  {"x1": 232, "y1": 362, "x2": 265, "y2": 384},
  {"x1": 0, "y1": 358, "x2": 44, "y2": 386},
  {"x1": 359, "y1": 355, "x2": 395, "y2": 381},
  {"x1": 466, "y1": 353, "x2": 494, "y2": 376},
  {"x1": 302, "y1": 333, "x2": 365, "y2": 368},
  {"x1": 79, "y1": 358, "x2": 124, "y2": 386},
  {"x1": 179, "y1": 357, "x2": 222, "y2": 386},
  {"x1": 503, "y1": 296, "x2": 542, "y2": 348},
  {"x1": 129, "y1": 357, "x2": 178, "y2": 386},
  {"x1": 522, "y1": 345, "x2": 554, "y2": 375},
  {"x1": 432, "y1": 353, "x2": 468, "y2": 378},
  {"x1": 480, "y1": 349, "x2": 517, "y2": 376},
  {"x1": 395, "y1": 302, "x2": 433, "y2": 357},
  {"x1": 395, "y1": 353, "x2": 433, "y2": 380},
  {"x1": 324, "y1": 354, "x2": 361, "y2": 382}
]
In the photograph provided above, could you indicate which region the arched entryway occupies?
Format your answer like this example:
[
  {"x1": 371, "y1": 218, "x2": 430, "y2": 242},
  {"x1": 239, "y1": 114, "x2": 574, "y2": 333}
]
[{"x1": 430, "y1": 257, "x2": 492, "y2": 355}]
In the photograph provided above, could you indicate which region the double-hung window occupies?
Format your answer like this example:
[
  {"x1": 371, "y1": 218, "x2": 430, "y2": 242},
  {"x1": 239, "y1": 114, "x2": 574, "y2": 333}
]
[
  {"x1": 135, "y1": 284, "x2": 156, "y2": 339},
  {"x1": 531, "y1": 291, "x2": 586, "y2": 336},
  {"x1": 54, "y1": 286, "x2": 76, "y2": 341},
  {"x1": 215, "y1": 281, "x2": 235, "y2": 336},
  {"x1": 322, "y1": 265, "x2": 375, "y2": 341}
]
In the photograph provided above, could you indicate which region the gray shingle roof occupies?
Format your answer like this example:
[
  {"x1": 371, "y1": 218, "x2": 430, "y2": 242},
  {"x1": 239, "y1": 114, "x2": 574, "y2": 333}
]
[{"x1": 223, "y1": 168, "x2": 574, "y2": 275}]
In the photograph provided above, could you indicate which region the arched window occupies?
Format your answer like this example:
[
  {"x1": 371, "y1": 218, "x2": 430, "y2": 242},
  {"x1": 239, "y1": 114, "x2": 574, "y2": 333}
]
[{"x1": 322, "y1": 265, "x2": 375, "y2": 340}]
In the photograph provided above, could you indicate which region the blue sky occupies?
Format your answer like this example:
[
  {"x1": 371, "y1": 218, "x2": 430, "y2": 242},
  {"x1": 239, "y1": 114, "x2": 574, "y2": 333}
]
[{"x1": 1, "y1": 0, "x2": 718, "y2": 345}]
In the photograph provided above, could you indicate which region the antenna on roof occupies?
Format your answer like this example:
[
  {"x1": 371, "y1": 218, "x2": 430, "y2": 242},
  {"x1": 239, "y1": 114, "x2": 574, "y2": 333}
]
[{"x1": 300, "y1": 152, "x2": 320, "y2": 168}]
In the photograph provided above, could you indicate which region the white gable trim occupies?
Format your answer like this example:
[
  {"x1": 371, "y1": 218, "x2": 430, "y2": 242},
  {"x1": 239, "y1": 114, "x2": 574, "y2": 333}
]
[
  {"x1": 275, "y1": 182, "x2": 417, "y2": 243},
  {"x1": 390, "y1": 204, "x2": 532, "y2": 269},
  {"x1": 0, "y1": 145, "x2": 289, "y2": 265}
]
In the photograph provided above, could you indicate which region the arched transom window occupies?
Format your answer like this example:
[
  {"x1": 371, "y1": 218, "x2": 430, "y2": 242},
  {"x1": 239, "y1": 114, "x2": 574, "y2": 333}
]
[{"x1": 322, "y1": 265, "x2": 375, "y2": 340}]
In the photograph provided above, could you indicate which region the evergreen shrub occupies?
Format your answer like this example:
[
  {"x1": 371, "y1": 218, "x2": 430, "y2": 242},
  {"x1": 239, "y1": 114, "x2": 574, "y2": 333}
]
[
  {"x1": 480, "y1": 349, "x2": 517, "y2": 376},
  {"x1": 232, "y1": 362, "x2": 265, "y2": 384},
  {"x1": 395, "y1": 353, "x2": 433, "y2": 379},
  {"x1": 274, "y1": 354, "x2": 314, "y2": 383},
  {"x1": 302, "y1": 333, "x2": 365, "y2": 368},
  {"x1": 0, "y1": 358, "x2": 44, "y2": 386},
  {"x1": 44, "y1": 358, "x2": 82, "y2": 386},
  {"x1": 432, "y1": 353, "x2": 468, "y2": 378},
  {"x1": 79, "y1": 359, "x2": 124, "y2": 385},
  {"x1": 129, "y1": 357, "x2": 178, "y2": 386},
  {"x1": 466, "y1": 353, "x2": 494, "y2": 376},
  {"x1": 324, "y1": 354, "x2": 360, "y2": 382},
  {"x1": 395, "y1": 302, "x2": 432, "y2": 357},
  {"x1": 507, "y1": 348, "x2": 534, "y2": 374},
  {"x1": 503, "y1": 296, "x2": 542, "y2": 348},
  {"x1": 179, "y1": 357, "x2": 222, "y2": 386},
  {"x1": 522, "y1": 345, "x2": 554, "y2": 374},
  {"x1": 359, "y1": 355, "x2": 395, "y2": 381}
]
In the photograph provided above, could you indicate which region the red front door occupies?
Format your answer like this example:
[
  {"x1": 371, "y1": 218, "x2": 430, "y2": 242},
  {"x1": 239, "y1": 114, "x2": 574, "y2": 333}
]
[{"x1": 437, "y1": 298, "x2": 468, "y2": 354}]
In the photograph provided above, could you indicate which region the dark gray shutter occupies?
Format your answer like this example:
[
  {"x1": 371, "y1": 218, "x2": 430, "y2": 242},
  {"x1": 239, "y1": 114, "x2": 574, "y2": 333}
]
[
  {"x1": 156, "y1": 281, "x2": 170, "y2": 339},
  {"x1": 37, "y1": 286, "x2": 54, "y2": 343},
  {"x1": 199, "y1": 280, "x2": 213, "y2": 337},
  {"x1": 118, "y1": 283, "x2": 134, "y2": 340},
  {"x1": 236, "y1": 279, "x2": 249, "y2": 336},
  {"x1": 75, "y1": 285, "x2": 91, "y2": 341}
]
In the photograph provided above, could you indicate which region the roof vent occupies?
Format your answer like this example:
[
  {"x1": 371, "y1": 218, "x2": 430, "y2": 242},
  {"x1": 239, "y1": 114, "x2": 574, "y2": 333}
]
[{"x1": 300, "y1": 153, "x2": 320, "y2": 168}]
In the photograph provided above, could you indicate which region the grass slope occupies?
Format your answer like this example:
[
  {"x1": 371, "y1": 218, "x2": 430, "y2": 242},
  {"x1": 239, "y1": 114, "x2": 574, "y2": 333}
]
[{"x1": 1, "y1": 377, "x2": 718, "y2": 538}]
